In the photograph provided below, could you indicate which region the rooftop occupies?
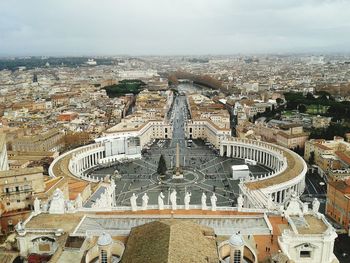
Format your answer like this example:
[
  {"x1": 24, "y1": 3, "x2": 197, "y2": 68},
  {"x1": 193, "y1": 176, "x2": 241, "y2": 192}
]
[
  {"x1": 335, "y1": 151, "x2": 350, "y2": 166},
  {"x1": 231, "y1": 164, "x2": 249, "y2": 171},
  {"x1": 0, "y1": 166, "x2": 43, "y2": 178},
  {"x1": 122, "y1": 220, "x2": 218, "y2": 263},
  {"x1": 25, "y1": 213, "x2": 83, "y2": 233},
  {"x1": 290, "y1": 215, "x2": 328, "y2": 235},
  {"x1": 328, "y1": 180, "x2": 350, "y2": 194},
  {"x1": 51, "y1": 152, "x2": 95, "y2": 200},
  {"x1": 44, "y1": 176, "x2": 65, "y2": 193},
  {"x1": 244, "y1": 145, "x2": 305, "y2": 190},
  {"x1": 315, "y1": 143, "x2": 332, "y2": 151}
]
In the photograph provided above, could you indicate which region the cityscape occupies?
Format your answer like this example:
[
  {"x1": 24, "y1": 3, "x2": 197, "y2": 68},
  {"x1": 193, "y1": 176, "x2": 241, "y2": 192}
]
[{"x1": 1, "y1": 1, "x2": 350, "y2": 263}]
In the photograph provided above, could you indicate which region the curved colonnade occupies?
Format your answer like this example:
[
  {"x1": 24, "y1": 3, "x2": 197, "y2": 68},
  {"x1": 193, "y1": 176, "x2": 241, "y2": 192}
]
[
  {"x1": 68, "y1": 143, "x2": 105, "y2": 182},
  {"x1": 49, "y1": 142, "x2": 140, "y2": 183},
  {"x1": 220, "y1": 137, "x2": 307, "y2": 209},
  {"x1": 49, "y1": 137, "x2": 307, "y2": 210}
]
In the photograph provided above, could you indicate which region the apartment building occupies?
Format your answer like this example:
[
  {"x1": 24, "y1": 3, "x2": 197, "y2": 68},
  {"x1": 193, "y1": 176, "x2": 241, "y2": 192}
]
[
  {"x1": 11, "y1": 128, "x2": 63, "y2": 152},
  {"x1": 186, "y1": 94, "x2": 231, "y2": 148},
  {"x1": 276, "y1": 124, "x2": 309, "y2": 149},
  {"x1": 328, "y1": 169, "x2": 350, "y2": 182},
  {"x1": 326, "y1": 179, "x2": 350, "y2": 232},
  {"x1": 0, "y1": 167, "x2": 45, "y2": 212},
  {"x1": 304, "y1": 137, "x2": 350, "y2": 177},
  {"x1": 103, "y1": 90, "x2": 173, "y2": 147}
]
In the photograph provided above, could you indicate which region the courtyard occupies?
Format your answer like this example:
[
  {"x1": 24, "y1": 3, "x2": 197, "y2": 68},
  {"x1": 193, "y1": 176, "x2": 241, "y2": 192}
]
[{"x1": 87, "y1": 138, "x2": 271, "y2": 207}]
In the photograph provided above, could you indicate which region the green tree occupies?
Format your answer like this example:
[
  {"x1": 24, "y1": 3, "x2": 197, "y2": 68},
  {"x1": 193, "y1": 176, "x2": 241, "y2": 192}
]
[
  {"x1": 157, "y1": 154, "x2": 167, "y2": 175},
  {"x1": 306, "y1": 92, "x2": 315, "y2": 100},
  {"x1": 298, "y1": 104, "x2": 307, "y2": 113},
  {"x1": 60, "y1": 132, "x2": 92, "y2": 152},
  {"x1": 309, "y1": 123, "x2": 350, "y2": 140},
  {"x1": 276, "y1": 98, "x2": 284, "y2": 105}
]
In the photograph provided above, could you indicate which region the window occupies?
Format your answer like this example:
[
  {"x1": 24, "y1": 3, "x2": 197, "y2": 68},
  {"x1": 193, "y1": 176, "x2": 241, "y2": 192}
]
[
  {"x1": 16, "y1": 186, "x2": 19, "y2": 192},
  {"x1": 300, "y1": 251, "x2": 311, "y2": 258}
]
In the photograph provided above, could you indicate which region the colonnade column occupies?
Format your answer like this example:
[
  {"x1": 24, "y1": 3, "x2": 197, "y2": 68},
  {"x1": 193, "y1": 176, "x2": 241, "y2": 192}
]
[
  {"x1": 259, "y1": 151, "x2": 262, "y2": 163},
  {"x1": 227, "y1": 145, "x2": 232, "y2": 158}
]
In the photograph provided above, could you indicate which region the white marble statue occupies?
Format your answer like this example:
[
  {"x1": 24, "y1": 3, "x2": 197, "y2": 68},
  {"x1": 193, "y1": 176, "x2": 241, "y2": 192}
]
[
  {"x1": 93, "y1": 192, "x2": 107, "y2": 209},
  {"x1": 279, "y1": 205, "x2": 285, "y2": 214},
  {"x1": 303, "y1": 203, "x2": 309, "y2": 214},
  {"x1": 170, "y1": 189, "x2": 177, "y2": 210},
  {"x1": 49, "y1": 188, "x2": 65, "y2": 214},
  {"x1": 312, "y1": 198, "x2": 320, "y2": 214},
  {"x1": 34, "y1": 197, "x2": 41, "y2": 214},
  {"x1": 99, "y1": 191, "x2": 109, "y2": 208},
  {"x1": 237, "y1": 194, "x2": 244, "y2": 210},
  {"x1": 211, "y1": 193, "x2": 218, "y2": 211},
  {"x1": 42, "y1": 203, "x2": 49, "y2": 212},
  {"x1": 284, "y1": 192, "x2": 303, "y2": 217},
  {"x1": 142, "y1": 193, "x2": 149, "y2": 210},
  {"x1": 184, "y1": 192, "x2": 191, "y2": 210},
  {"x1": 130, "y1": 193, "x2": 138, "y2": 212},
  {"x1": 201, "y1": 192, "x2": 207, "y2": 210},
  {"x1": 267, "y1": 194, "x2": 274, "y2": 210},
  {"x1": 16, "y1": 220, "x2": 24, "y2": 232},
  {"x1": 75, "y1": 193, "x2": 83, "y2": 209},
  {"x1": 158, "y1": 192, "x2": 165, "y2": 210},
  {"x1": 109, "y1": 178, "x2": 116, "y2": 190},
  {"x1": 66, "y1": 201, "x2": 75, "y2": 212}
]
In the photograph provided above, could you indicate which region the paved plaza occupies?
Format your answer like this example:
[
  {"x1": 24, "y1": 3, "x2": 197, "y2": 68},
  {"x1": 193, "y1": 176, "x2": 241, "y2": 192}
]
[{"x1": 87, "y1": 88, "x2": 271, "y2": 207}]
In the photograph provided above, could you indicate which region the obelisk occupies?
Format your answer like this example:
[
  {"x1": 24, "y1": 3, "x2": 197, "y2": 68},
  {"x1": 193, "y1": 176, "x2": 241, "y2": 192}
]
[
  {"x1": 176, "y1": 143, "x2": 180, "y2": 171},
  {"x1": 173, "y1": 143, "x2": 183, "y2": 179}
]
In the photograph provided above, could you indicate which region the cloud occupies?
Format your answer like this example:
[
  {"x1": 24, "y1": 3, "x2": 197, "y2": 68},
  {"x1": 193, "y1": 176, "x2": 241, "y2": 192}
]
[{"x1": 0, "y1": 0, "x2": 349, "y2": 55}]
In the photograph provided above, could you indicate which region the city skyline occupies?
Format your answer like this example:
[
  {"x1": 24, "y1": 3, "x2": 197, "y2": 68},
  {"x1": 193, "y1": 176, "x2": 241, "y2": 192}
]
[
  {"x1": 1, "y1": 0, "x2": 350, "y2": 56},
  {"x1": 1, "y1": 1, "x2": 350, "y2": 262}
]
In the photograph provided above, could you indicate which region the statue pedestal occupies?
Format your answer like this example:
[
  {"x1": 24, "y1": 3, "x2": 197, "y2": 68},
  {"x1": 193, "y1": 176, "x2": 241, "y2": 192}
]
[{"x1": 172, "y1": 172, "x2": 183, "y2": 179}]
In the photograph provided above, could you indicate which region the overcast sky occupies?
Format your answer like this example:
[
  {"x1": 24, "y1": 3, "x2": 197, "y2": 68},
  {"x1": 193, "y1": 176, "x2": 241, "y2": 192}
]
[{"x1": 1, "y1": 0, "x2": 350, "y2": 56}]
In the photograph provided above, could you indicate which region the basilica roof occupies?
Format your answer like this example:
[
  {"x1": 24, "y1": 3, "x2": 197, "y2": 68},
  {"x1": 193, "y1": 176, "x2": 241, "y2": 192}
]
[{"x1": 121, "y1": 219, "x2": 218, "y2": 263}]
